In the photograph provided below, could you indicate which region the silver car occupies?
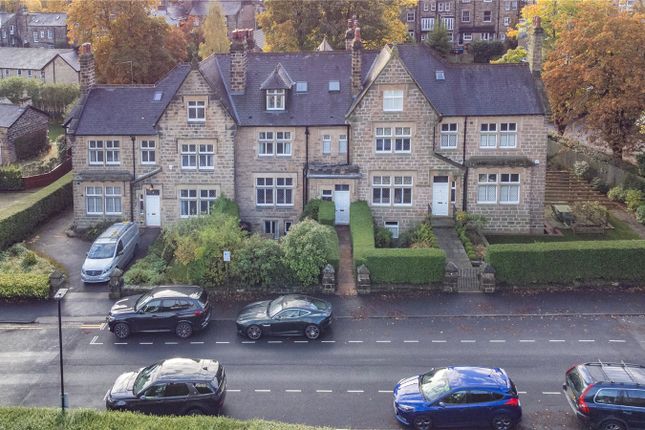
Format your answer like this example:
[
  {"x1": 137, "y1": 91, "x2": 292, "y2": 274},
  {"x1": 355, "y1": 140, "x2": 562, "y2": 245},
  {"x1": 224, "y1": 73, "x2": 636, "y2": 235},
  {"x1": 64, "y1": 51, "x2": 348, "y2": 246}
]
[{"x1": 81, "y1": 222, "x2": 139, "y2": 283}]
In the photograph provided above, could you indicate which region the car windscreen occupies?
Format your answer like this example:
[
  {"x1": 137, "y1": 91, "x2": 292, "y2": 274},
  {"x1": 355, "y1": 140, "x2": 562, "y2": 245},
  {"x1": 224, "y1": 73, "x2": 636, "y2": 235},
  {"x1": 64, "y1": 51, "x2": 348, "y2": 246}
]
[
  {"x1": 566, "y1": 367, "x2": 588, "y2": 399},
  {"x1": 268, "y1": 298, "x2": 284, "y2": 318},
  {"x1": 310, "y1": 298, "x2": 330, "y2": 311},
  {"x1": 133, "y1": 362, "x2": 160, "y2": 395},
  {"x1": 198, "y1": 290, "x2": 209, "y2": 308},
  {"x1": 134, "y1": 292, "x2": 153, "y2": 311},
  {"x1": 87, "y1": 243, "x2": 116, "y2": 259},
  {"x1": 420, "y1": 368, "x2": 451, "y2": 402}
]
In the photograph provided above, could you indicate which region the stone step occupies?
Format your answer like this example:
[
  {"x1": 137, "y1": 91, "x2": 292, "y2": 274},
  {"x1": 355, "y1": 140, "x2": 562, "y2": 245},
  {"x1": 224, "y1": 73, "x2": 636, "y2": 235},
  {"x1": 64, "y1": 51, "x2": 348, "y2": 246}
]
[{"x1": 431, "y1": 217, "x2": 455, "y2": 228}]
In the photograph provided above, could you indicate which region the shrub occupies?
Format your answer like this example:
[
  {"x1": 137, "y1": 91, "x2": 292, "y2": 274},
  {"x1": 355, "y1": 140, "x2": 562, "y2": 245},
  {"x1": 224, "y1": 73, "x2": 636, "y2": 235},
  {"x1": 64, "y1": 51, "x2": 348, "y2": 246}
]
[
  {"x1": 637, "y1": 152, "x2": 645, "y2": 176},
  {"x1": 210, "y1": 195, "x2": 240, "y2": 219},
  {"x1": 20, "y1": 251, "x2": 37, "y2": 270},
  {"x1": 13, "y1": 131, "x2": 49, "y2": 161},
  {"x1": 400, "y1": 221, "x2": 436, "y2": 248},
  {"x1": 456, "y1": 225, "x2": 477, "y2": 260},
  {"x1": 231, "y1": 235, "x2": 290, "y2": 287},
  {"x1": 625, "y1": 189, "x2": 643, "y2": 212},
  {"x1": 590, "y1": 177, "x2": 609, "y2": 194},
  {"x1": 300, "y1": 199, "x2": 322, "y2": 221},
  {"x1": 0, "y1": 173, "x2": 72, "y2": 250},
  {"x1": 607, "y1": 185, "x2": 627, "y2": 203},
  {"x1": 374, "y1": 226, "x2": 392, "y2": 248},
  {"x1": 282, "y1": 219, "x2": 337, "y2": 286},
  {"x1": 571, "y1": 201, "x2": 608, "y2": 226},
  {"x1": 455, "y1": 211, "x2": 488, "y2": 230},
  {"x1": 573, "y1": 160, "x2": 593, "y2": 182},
  {"x1": 637, "y1": 205, "x2": 645, "y2": 225},
  {"x1": 470, "y1": 40, "x2": 505, "y2": 63},
  {"x1": 318, "y1": 200, "x2": 335, "y2": 226},
  {"x1": 486, "y1": 240, "x2": 645, "y2": 283},
  {"x1": 123, "y1": 254, "x2": 168, "y2": 286},
  {"x1": 0, "y1": 406, "x2": 326, "y2": 430},
  {"x1": 0, "y1": 273, "x2": 50, "y2": 299},
  {"x1": 0, "y1": 165, "x2": 23, "y2": 191}
]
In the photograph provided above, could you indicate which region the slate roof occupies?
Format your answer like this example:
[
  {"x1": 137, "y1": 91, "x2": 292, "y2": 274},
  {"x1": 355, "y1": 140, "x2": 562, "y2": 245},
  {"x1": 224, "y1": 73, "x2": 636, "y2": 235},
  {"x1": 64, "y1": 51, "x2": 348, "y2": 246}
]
[
  {"x1": 0, "y1": 12, "x2": 15, "y2": 25},
  {"x1": 204, "y1": 50, "x2": 377, "y2": 126},
  {"x1": 260, "y1": 63, "x2": 294, "y2": 90},
  {"x1": 71, "y1": 64, "x2": 191, "y2": 136},
  {"x1": 27, "y1": 12, "x2": 67, "y2": 27},
  {"x1": 0, "y1": 103, "x2": 25, "y2": 128},
  {"x1": 0, "y1": 47, "x2": 76, "y2": 70},
  {"x1": 395, "y1": 44, "x2": 544, "y2": 116},
  {"x1": 59, "y1": 51, "x2": 80, "y2": 72}
]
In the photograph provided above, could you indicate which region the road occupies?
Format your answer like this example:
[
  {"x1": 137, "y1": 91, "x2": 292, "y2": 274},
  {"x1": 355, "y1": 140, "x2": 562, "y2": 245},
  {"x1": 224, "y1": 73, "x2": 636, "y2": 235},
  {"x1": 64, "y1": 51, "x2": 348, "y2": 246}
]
[{"x1": 1, "y1": 311, "x2": 644, "y2": 429}]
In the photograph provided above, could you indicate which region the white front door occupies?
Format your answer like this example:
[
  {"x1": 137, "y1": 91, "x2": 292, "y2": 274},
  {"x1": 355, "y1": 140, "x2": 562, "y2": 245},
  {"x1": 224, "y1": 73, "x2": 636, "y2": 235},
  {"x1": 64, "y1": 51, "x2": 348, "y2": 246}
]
[
  {"x1": 145, "y1": 190, "x2": 161, "y2": 226},
  {"x1": 334, "y1": 191, "x2": 350, "y2": 225},
  {"x1": 432, "y1": 177, "x2": 449, "y2": 216}
]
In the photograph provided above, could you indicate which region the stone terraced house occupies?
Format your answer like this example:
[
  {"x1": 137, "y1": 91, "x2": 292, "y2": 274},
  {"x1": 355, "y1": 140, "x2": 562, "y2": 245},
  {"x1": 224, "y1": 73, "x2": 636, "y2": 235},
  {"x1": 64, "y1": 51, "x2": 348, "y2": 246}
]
[{"x1": 66, "y1": 21, "x2": 546, "y2": 236}]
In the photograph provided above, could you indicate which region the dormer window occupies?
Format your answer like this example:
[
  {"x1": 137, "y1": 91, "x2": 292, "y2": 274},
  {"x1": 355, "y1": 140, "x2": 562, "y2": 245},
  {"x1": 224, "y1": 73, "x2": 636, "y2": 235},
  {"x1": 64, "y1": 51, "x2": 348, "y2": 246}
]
[{"x1": 266, "y1": 89, "x2": 285, "y2": 111}]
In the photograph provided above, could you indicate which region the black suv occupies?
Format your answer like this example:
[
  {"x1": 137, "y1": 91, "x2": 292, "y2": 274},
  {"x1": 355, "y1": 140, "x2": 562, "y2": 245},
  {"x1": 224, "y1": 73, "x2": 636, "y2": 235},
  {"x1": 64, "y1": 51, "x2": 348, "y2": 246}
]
[
  {"x1": 563, "y1": 361, "x2": 645, "y2": 430},
  {"x1": 107, "y1": 286, "x2": 211, "y2": 339},
  {"x1": 106, "y1": 358, "x2": 226, "y2": 415}
]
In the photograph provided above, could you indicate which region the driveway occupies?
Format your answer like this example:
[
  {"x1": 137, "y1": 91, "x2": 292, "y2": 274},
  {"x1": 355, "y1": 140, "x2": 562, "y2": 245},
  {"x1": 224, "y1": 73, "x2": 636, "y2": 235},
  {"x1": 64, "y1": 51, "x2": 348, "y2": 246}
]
[{"x1": 0, "y1": 208, "x2": 159, "y2": 322}]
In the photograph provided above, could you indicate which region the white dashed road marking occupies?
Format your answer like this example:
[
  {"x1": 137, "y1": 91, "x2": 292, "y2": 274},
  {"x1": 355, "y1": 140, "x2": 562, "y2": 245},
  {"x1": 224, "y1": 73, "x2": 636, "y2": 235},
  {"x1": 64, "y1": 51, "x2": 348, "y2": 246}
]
[
  {"x1": 609, "y1": 339, "x2": 626, "y2": 343},
  {"x1": 293, "y1": 340, "x2": 309, "y2": 344},
  {"x1": 460, "y1": 340, "x2": 476, "y2": 343},
  {"x1": 228, "y1": 389, "x2": 241, "y2": 392},
  {"x1": 403, "y1": 340, "x2": 419, "y2": 343},
  {"x1": 519, "y1": 340, "x2": 535, "y2": 343},
  {"x1": 215, "y1": 341, "x2": 229, "y2": 344},
  {"x1": 190, "y1": 341, "x2": 204, "y2": 345},
  {"x1": 316, "y1": 389, "x2": 333, "y2": 393},
  {"x1": 376, "y1": 340, "x2": 391, "y2": 343},
  {"x1": 285, "y1": 389, "x2": 302, "y2": 393},
  {"x1": 578, "y1": 339, "x2": 595, "y2": 343},
  {"x1": 139, "y1": 342, "x2": 153, "y2": 345},
  {"x1": 164, "y1": 342, "x2": 178, "y2": 345},
  {"x1": 347, "y1": 340, "x2": 363, "y2": 344},
  {"x1": 347, "y1": 390, "x2": 364, "y2": 393},
  {"x1": 114, "y1": 342, "x2": 127, "y2": 345},
  {"x1": 543, "y1": 392, "x2": 561, "y2": 395},
  {"x1": 489, "y1": 340, "x2": 506, "y2": 343},
  {"x1": 378, "y1": 390, "x2": 392, "y2": 393},
  {"x1": 549, "y1": 339, "x2": 566, "y2": 343},
  {"x1": 267, "y1": 341, "x2": 283, "y2": 344},
  {"x1": 254, "y1": 389, "x2": 271, "y2": 393},
  {"x1": 321, "y1": 340, "x2": 336, "y2": 343},
  {"x1": 432, "y1": 340, "x2": 447, "y2": 343}
]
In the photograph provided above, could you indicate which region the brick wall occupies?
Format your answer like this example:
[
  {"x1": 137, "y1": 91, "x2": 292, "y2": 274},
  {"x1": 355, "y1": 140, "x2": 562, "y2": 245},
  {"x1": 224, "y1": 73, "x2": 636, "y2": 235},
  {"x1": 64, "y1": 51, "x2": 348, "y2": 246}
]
[
  {"x1": 5, "y1": 107, "x2": 48, "y2": 163},
  {"x1": 0, "y1": 129, "x2": 8, "y2": 165}
]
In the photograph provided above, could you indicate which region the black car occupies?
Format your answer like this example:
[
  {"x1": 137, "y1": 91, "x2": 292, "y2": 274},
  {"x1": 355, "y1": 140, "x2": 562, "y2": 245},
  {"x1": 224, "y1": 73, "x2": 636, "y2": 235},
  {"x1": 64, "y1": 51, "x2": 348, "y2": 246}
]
[
  {"x1": 106, "y1": 358, "x2": 226, "y2": 415},
  {"x1": 236, "y1": 294, "x2": 333, "y2": 340},
  {"x1": 563, "y1": 361, "x2": 645, "y2": 430},
  {"x1": 107, "y1": 286, "x2": 211, "y2": 339}
]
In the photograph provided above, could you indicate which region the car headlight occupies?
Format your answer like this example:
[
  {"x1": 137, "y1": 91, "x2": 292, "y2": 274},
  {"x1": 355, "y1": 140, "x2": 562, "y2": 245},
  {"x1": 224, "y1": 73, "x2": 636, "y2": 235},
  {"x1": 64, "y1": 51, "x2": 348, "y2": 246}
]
[{"x1": 397, "y1": 404, "x2": 415, "y2": 412}]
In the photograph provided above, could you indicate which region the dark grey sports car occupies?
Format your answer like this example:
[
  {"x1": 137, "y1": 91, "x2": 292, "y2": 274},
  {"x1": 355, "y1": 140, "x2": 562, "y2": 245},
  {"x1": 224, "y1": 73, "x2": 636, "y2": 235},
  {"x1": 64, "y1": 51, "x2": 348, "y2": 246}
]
[{"x1": 235, "y1": 294, "x2": 333, "y2": 340}]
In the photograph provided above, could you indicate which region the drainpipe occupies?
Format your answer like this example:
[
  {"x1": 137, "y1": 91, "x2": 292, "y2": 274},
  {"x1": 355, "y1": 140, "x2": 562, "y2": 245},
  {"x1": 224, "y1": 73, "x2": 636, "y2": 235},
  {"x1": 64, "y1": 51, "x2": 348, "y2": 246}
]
[
  {"x1": 303, "y1": 126, "x2": 310, "y2": 209},
  {"x1": 462, "y1": 117, "x2": 468, "y2": 211},
  {"x1": 130, "y1": 135, "x2": 136, "y2": 221},
  {"x1": 345, "y1": 124, "x2": 350, "y2": 165}
]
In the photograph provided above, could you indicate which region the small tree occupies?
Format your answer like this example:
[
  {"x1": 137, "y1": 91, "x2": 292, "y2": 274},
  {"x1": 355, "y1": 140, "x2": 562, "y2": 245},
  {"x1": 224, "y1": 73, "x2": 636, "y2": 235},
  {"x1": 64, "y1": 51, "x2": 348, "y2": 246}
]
[
  {"x1": 198, "y1": 2, "x2": 230, "y2": 58},
  {"x1": 491, "y1": 46, "x2": 527, "y2": 64},
  {"x1": 470, "y1": 40, "x2": 505, "y2": 63},
  {"x1": 281, "y1": 219, "x2": 335, "y2": 286},
  {"x1": 425, "y1": 23, "x2": 451, "y2": 56}
]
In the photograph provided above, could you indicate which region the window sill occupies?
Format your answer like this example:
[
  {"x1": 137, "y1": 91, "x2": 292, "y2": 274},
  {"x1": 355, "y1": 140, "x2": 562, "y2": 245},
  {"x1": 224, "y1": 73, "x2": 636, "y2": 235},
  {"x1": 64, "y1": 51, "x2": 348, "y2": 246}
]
[{"x1": 476, "y1": 201, "x2": 497, "y2": 205}]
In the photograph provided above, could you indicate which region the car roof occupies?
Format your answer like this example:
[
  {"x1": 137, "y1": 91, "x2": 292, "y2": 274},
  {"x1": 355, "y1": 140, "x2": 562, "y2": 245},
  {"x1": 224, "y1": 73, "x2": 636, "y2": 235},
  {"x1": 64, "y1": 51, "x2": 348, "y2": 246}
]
[
  {"x1": 581, "y1": 362, "x2": 645, "y2": 385},
  {"x1": 447, "y1": 367, "x2": 509, "y2": 390},
  {"x1": 96, "y1": 222, "x2": 135, "y2": 242},
  {"x1": 280, "y1": 294, "x2": 325, "y2": 311},
  {"x1": 154, "y1": 358, "x2": 219, "y2": 382},
  {"x1": 150, "y1": 285, "x2": 204, "y2": 300}
]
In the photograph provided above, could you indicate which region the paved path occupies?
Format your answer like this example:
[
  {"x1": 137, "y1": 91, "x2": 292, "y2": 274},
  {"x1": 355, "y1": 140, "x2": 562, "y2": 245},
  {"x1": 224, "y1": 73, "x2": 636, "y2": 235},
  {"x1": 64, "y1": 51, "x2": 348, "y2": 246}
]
[
  {"x1": 434, "y1": 226, "x2": 480, "y2": 292},
  {"x1": 335, "y1": 226, "x2": 357, "y2": 296}
]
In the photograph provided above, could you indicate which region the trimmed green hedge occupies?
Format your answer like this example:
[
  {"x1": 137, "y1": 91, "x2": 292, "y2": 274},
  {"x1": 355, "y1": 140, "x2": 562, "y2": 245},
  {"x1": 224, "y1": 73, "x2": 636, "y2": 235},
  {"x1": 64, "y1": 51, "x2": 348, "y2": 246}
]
[
  {"x1": 0, "y1": 165, "x2": 23, "y2": 191},
  {"x1": 487, "y1": 240, "x2": 645, "y2": 283},
  {"x1": 350, "y1": 201, "x2": 445, "y2": 284},
  {"x1": 0, "y1": 407, "x2": 329, "y2": 430},
  {"x1": 318, "y1": 200, "x2": 335, "y2": 226},
  {"x1": 324, "y1": 226, "x2": 340, "y2": 272},
  {"x1": 0, "y1": 273, "x2": 49, "y2": 299},
  {"x1": 0, "y1": 172, "x2": 72, "y2": 250}
]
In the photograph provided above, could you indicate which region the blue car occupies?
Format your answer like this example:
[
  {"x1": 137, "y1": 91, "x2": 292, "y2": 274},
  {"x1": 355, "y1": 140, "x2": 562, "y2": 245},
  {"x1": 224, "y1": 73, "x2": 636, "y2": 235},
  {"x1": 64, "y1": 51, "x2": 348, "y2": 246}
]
[{"x1": 393, "y1": 366, "x2": 522, "y2": 430}]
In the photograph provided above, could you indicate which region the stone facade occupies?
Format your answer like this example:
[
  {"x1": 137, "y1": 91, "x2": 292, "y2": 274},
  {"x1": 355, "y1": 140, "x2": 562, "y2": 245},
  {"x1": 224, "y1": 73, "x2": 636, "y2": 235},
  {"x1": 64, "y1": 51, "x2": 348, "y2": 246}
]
[
  {"x1": 348, "y1": 54, "x2": 462, "y2": 232},
  {"x1": 0, "y1": 106, "x2": 48, "y2": 165}
]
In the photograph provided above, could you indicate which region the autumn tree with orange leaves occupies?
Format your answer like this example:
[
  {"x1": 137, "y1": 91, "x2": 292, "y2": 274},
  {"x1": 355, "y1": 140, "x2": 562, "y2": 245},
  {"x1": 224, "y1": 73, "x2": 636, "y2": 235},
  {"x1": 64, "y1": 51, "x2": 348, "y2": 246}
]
[
  {"x1": 543, "y1": 3, "x2": 645, "y2": 160},
  {"x1": 67, "y1": 0, "x2": 188, "y2": 84}
]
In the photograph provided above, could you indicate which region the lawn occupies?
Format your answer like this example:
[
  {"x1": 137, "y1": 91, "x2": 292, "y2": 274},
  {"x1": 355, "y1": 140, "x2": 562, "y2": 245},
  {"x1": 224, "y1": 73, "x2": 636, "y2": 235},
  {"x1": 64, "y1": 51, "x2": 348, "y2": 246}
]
[
  {"x1": 47, "y1": 121, "x2": 64, "y2": 143},
  {"x1": 486, "y1": 214, "x2": 640, "y2": 244}
]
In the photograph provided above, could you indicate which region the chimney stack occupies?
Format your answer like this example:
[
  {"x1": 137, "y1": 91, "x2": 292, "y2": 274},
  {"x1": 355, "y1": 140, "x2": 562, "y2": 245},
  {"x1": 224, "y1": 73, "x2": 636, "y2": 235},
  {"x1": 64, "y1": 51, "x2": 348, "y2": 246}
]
[
  {"x1": 79, "y1": 42, "x2": 96, "y2": 96},
  {"x1": 527, "y1": 16, "x2": 544, "y2": 77},
  {"x1": 351, "y1": 25, "x2": 363, "y2": 97},
  {"x1": 344, "y1": 19, "x2": 354, "y2": 50},
  {"x1": 230, "y1": 29, "x2": 251, "y2": 93}
]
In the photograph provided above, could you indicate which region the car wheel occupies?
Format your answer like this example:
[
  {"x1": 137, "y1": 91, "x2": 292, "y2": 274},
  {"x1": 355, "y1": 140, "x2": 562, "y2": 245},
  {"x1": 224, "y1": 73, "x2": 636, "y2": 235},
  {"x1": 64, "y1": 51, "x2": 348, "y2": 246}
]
[
  {"x1": 114, "y1": 322, "x2": 130, "y2": 339},
  {"x1": 304, "y1": 324, "x2": 321, "y2": 340},
  {"x1": 246, "y1": 325, "x2": 262, "y2": 340},
  {"x1": 175, "y1": 321, "x2": 193, "y2": 339},
  {"x1": 600, "y1": 420, "x2": 626, "y2": 430},
  {"x1": 185, "y1": 407, "x2": 204, "y2": 416},
  {"x1": 413, "y1": 416, "x2": 432, "y2": 430},
  {"x1": 491, "y1": 413, "x2": 515, "y2": 430}
]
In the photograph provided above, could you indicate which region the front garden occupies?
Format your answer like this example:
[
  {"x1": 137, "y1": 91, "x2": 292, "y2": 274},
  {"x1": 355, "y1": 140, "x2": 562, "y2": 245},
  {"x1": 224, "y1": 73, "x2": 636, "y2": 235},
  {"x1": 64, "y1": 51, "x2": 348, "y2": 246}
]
[
  {"x1": 0, "y1": 243, "x2": 59, "y2": 299},
  {"x1": 124, "y1": 197, "x2": 339, "y2": 292}
]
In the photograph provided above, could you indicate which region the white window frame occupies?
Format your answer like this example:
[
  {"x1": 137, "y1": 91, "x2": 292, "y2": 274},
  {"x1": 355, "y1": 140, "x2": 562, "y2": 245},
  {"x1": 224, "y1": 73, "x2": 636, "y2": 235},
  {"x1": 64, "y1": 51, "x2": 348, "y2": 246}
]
[
  {"x1": 32, "y1": 31, "x2": 38, "y2": 42},
  {"x1": 483, "y1": 11, "x2": 492, "y2": 22},
  {"x1": 187, "y1": 100, "x2": 205, "y2": 122},
  {"x1": 85, "y1": 186, "x2": 103, "y2": 215},
  {"x1": 407, "y1": 11, "x2": 415, "y2": 22},
  {"x1": 421, "y1": 17, "x2": 435, "y2": 31},
  {"x1": 503, "y1": 16, "x2": 511, "y2": 26},
  {"x1": 499, "y1": 173, "x2": 520, "y2": 204},
  {"x1": 394, "y1": 127, "x2": 412, "y2": 153},
  {"x1": 88, "y1": 140, "x2": 104, "y2": 165},
  {"x1": 462, "y1": 10, "x2": 470, "y2": 22},
  {"x1": 179, "y1": 189, "x2": 198, "y2": 218},
  {"x1": 256, "y1": 177, "x2": 274, "y2": 206},
  {"x1": 338, "y1": 134, "x2": 348, "y2": 154},
  {"x1": 423, "y1": 1, "x2": 429, "y2": 11},
  {"x1": 393, "y1": 176, "x2": 413, "y2": 206},
  {"x1": 258, "y1": 131, "x2": 292, "y2": 156},
  {"x1": 500, "y1": 123, "x2": 517, "y2": 148},
  {"x1": 264, "y1": 220, "x2": 279, "y2": 239},
  {"x1": 141, "y1": 140, "x2": 156, "y2": 165},
  {"x1": 181, "y1": 144, "x2": 197, "y2": 169},
  {"x1": 385, "y1": 221, "x2": 400, "y2": 239},
  {"x1": 445, "y1": 2, "x2": 451, "y2": 11},
  {"x1": 431, "y1": 2, "x2": 436, "y2": 11},
  {"x1": 198, "y1": 144, "x2": 214, "y2": 169},
  {"x1": 258, "y1": 131, "x2": 274, "y2": 156},
  {"x1": 104, "y1": 140, "x2": 120, "y2": 165},
  {"x1": 480, "y1": 123, "x2": 498, "y2": 148},
  {"x1": 275, "y1": 177, "x2": 294, "y2": 206},
  {"x1": 375, "y1": 127, "x2": 393, "y2": 153},
  {"x1": 104, "y1": 186, "x2": 122, "y2": 215},
  {"x1": 47, "y1": 29, "x2": 53, "y2": 39},
  {"x1": 322, "y1": 134, "x2": 331, "y2": 155},
  {"x1": 199, "y1": 189, "x2": 217, "y2": 214},
  {"x1": 275, "y1": 131, "x2": 291, "y2": 156},
  {"x1": 266, "y1": 89, "x2": 285, "y2": 111},
  {"x1": 383, "y1": 90, "x2": 404, "y2": 112},
  {"x1": 440, "y1": 123, "x2": 458, "y2": 148},
  {"x1": 463, "y1": 32, "x2": 473, "y2": 42},
  {"x1": 371, "y1": 176, "x2": 391, "y2": 206},
  {"x1": 438, "y1": 1, "x2": 444, "y2": 11},
  {"x1": 442, "y1": 17, "x2": 454, "y2": 31},
  {"x1": 321, "y1": 189, "x2": 333, "y2": 201},
  {"x1": 481, "y1": 32, "x2": 491, "y2": 40},
  {"x1": 477, "y1": 173, "x2": 498, "y2": 204}
]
